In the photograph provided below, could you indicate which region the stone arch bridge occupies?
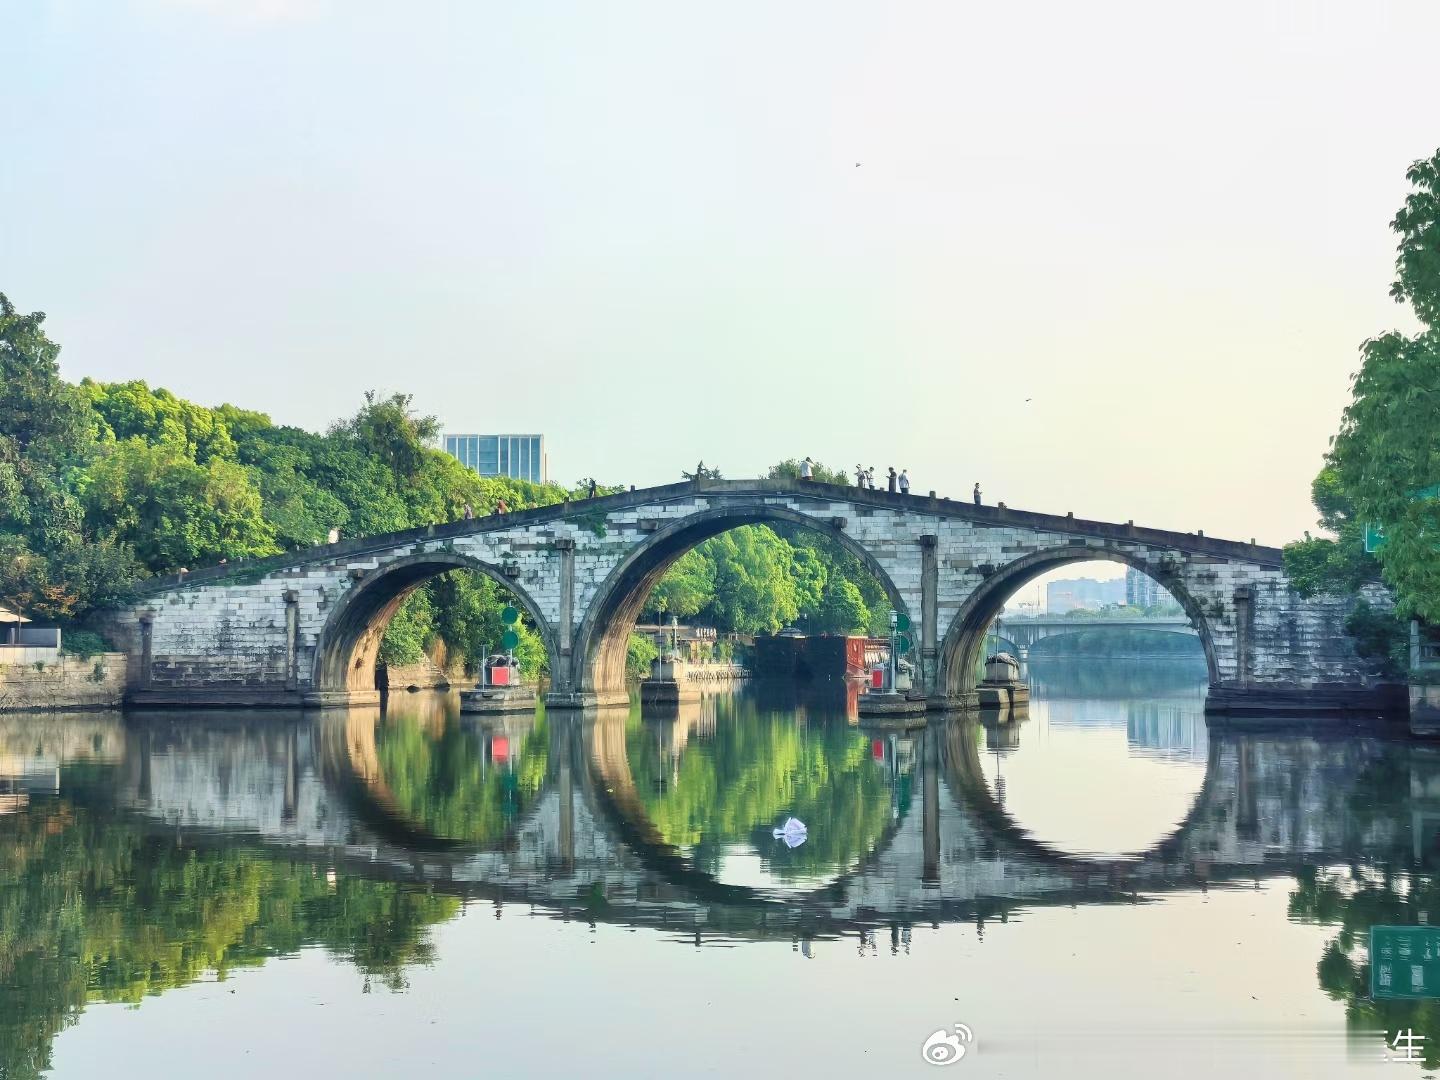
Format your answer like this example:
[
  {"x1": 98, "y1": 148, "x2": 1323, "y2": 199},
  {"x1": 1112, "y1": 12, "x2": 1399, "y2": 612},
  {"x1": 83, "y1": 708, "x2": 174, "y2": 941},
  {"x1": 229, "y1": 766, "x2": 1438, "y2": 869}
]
[{"x1": 96, "y1": 477, "x2": 1395, "y2": 715}]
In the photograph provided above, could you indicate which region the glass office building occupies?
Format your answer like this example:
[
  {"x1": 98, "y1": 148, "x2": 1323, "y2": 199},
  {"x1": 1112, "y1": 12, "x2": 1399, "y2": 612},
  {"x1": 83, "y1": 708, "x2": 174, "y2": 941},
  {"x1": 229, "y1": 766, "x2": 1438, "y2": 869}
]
[{"x1": 443, "y1": 434, "x2": 547, "y2": 483}]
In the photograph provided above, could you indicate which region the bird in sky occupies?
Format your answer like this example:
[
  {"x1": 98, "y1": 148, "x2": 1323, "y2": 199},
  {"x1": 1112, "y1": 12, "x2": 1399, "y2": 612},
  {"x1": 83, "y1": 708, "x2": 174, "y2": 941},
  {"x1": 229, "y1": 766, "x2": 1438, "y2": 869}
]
[{"x1": 855, "y1": 162, "x2": 861, "y2": 167}]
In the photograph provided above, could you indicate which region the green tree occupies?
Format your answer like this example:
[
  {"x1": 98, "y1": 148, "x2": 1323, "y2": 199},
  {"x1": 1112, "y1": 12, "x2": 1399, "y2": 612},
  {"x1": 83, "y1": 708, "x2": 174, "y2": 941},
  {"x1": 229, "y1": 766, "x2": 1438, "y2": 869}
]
[
  {"x1": 378, "y1": 585, "x2": 435, "y2": 667},
  {"x1": 0, "y1": 295, "x2": 141, "y2": 620},
  {"x1": 83, "y1": 439, "x2": 277, "y2": 570},
  {"x1": 626, "y1": 633, "x2": 659, "y2": 678},
  {"x1": 1329, "y1": 329, "x2": 1440, "y2": 622},
  {"x1": 1390, "y1": 148, "x2": 1440, "y2": 327},
  {"x1": 702, "y1": 526, "x2": 800, "y2": 634},
  {"x1": 1290, "y1": 147, "x2": 1440, "y2": 627},
  {"x1": 647, "y1": 549, "x2": 716, "y2": 620},
  {"x1": 334, "y1": 391, "x2": 441, "y2": 485},
  {"x1": 815, "y1": 578, "x2": 870, "y2": 634},
  {"x1": 82, "y1": 378, "x2": 237, "y2": 463}
]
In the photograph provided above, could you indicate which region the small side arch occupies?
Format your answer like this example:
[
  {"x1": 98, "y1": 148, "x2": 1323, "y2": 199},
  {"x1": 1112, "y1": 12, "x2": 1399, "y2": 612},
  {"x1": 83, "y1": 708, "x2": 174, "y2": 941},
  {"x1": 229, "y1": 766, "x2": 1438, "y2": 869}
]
[
  {"x1": 311, "y1": 551, "x2": 559, "y2": 695},
  {"x1": 935, "y1": 546, "x2": 1219, "y2": 702},
  {"x1": 570, "y1": 505, "x2": 911, "y2": 699}
]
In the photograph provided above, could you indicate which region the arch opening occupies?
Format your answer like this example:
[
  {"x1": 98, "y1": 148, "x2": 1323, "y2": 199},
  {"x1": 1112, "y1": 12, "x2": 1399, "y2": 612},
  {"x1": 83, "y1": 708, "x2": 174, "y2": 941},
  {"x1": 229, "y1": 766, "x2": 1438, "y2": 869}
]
[
  {"x1": 570, "y1": 507, "x2": 910, "y2": 700},
  {"x1": 312, "y1": 552, "x2": 559, "y2": 697},
  {"x1": 938, "y1": 556, "x2": 1216, "y2": 860},
  {"x1": 937, "y1": 550, "x2": 1219, "y2": 702}
]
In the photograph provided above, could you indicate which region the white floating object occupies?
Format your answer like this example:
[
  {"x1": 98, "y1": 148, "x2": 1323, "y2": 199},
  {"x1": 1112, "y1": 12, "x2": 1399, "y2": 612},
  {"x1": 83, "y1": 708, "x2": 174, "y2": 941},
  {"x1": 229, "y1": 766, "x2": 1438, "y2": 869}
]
[{"x1": 773, "y1": 817, "x2": 808, "y2": 849}]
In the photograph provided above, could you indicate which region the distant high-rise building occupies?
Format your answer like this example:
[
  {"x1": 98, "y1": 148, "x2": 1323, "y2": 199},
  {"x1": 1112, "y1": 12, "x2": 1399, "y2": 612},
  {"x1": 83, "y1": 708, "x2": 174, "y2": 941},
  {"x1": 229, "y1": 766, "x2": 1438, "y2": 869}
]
[
  {"x1": 1126, "y1": 566, "x2": 1180, "y2": 612},
  {"x1": 444, "y1": 434, "x2": 547, "y2": 483},
  {"x1": 1045, "y1": 577, "x2": 1125, "y2": 614}
]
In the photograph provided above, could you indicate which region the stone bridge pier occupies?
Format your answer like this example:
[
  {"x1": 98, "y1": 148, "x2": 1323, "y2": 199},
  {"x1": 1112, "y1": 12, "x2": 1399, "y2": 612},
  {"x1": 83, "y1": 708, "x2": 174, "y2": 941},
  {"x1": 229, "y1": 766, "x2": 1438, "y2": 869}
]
[{"x1": 92, "y1": 478, "x2": 1403, "y2": 718}]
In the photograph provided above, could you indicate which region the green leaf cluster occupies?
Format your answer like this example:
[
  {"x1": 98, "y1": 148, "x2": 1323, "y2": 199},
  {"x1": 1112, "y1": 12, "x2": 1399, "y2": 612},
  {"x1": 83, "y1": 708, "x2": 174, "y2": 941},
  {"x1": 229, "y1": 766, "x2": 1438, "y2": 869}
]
[{"x1": 1287, "y1": 147, "x2": 1440, "y2": 633}]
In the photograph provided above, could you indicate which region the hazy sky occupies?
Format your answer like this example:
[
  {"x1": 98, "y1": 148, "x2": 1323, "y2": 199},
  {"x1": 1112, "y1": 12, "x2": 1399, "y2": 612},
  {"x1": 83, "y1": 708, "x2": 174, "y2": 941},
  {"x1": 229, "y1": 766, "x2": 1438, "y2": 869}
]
[{"x1": 3, "y1": 1, "x2": 1436, "y2": 546}]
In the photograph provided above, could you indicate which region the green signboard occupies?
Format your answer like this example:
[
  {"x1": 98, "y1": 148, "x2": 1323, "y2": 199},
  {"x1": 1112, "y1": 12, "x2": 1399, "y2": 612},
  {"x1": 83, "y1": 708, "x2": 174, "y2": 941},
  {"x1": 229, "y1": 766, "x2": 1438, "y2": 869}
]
[
  {"x1": 895, "y1": 612, "x2": 911, "y2": 632},
  {"x1": 1371, "y1": 926, "x2": 1440, "y2": 999},
  {"x1": 1364, "y1": 485, "x2": 1439, "y2": 554},
  {"x1": 1365, "y1": 522, "x2": 1387, "y2": 554},
  {"x1": 501, "y1": 606, "x2": 519, "y2": 625},
  {"x1": 501, "y1": 629, "x2": 520, "y2": 651}
]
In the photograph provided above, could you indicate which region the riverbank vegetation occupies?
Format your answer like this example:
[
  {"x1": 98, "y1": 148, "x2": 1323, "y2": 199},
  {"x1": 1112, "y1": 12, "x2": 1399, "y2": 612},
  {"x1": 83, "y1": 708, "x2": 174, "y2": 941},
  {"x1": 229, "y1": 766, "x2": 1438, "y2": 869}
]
[{"x1": 1284, "y1": 146, "x2": 1440, "y2": 675}]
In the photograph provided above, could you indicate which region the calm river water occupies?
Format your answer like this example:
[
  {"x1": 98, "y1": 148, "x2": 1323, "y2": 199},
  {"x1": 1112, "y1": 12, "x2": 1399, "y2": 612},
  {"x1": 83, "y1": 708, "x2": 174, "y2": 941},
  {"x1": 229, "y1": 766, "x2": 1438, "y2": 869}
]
[{"x1": 2, "y1": 662, "x2": 1436, "y2": 1079}]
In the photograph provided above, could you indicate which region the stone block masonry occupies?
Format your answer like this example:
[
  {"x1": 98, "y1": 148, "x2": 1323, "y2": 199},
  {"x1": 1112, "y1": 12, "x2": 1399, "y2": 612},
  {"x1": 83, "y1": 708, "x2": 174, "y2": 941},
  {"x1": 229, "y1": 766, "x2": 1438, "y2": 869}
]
[{"x1": 0, "y1": 653, "x2": 129, "y2": 712}]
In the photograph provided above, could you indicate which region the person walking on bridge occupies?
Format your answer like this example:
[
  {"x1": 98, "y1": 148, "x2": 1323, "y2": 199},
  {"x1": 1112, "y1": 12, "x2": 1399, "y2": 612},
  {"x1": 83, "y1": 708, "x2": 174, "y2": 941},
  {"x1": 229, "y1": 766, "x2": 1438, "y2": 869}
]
[
  {"x1": 462, "y1": 502, "x2": 475, "y2": 520},
  {"x1": 867, "y1": 467, "x2": 877, "y2": 490},
  {"x1": 588, "y1": 477, "x2": 598, "y2": 499},
  {"x1": 973, "y1": 483, "x2": 982, "y2": 506},
  {"x1": 800, "y1": 456, "x2": 814, "y2": 481},
  {"x1": 899, "y1": 469, "x2": 910, "y2": 495},
  {"x1": 887, "y1": 466, "x2": 897, "y2": 493},
  {"x1": 855, "y1": 464, "x2": 866, "y2": 488}
]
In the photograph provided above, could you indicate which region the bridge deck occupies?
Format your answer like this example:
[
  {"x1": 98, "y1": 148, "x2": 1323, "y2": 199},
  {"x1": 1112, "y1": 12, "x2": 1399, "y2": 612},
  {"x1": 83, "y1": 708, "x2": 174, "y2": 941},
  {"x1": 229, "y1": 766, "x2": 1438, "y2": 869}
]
[{"x1": 136, "y1": 477, "x2": 1284, "y2": 594}]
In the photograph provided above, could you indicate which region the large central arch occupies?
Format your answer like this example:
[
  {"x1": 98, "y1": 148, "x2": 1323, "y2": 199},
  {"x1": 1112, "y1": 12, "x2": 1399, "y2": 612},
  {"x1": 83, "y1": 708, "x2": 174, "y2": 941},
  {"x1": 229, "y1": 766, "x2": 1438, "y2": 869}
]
[
  {"x1": 569, "y1": 506, "x2": 911, "y2": 702},
  {"x1": 311, "y1": 551, "x2": 559, "y2": 702},
  {"x1": 935, "y1": 546, "x2": 1219, "y2": 704}
]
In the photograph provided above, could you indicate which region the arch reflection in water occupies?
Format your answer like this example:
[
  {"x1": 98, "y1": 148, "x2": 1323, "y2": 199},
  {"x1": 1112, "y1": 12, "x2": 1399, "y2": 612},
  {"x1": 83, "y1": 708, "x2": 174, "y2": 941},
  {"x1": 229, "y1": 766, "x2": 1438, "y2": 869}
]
[
  {"x1": 591, "y1": 693, "x2": 912, "y2": 893},
  {"x1": 973, "y1": 661, "x2": 1211, "y2": 859},
  {"x1": 332, "y1": 692, "x2": 552, "y2": 848}
]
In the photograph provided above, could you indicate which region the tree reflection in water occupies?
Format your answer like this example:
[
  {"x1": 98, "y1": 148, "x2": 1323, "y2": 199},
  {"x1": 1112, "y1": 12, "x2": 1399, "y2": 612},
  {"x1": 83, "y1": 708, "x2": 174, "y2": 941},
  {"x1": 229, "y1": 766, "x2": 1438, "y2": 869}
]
[
  {"x1": 623, "y1": 694, "x2": 908, "y2": 887},
  {"x1": 1287, "y1": 746, "x2": 1440, "y2": 1069},
  {"x1": 0, "y1": 779, "x2": 459, "y2": 1080},
  {"x1": 371, "y1": 701, "x2": 550, "y2": 845}
]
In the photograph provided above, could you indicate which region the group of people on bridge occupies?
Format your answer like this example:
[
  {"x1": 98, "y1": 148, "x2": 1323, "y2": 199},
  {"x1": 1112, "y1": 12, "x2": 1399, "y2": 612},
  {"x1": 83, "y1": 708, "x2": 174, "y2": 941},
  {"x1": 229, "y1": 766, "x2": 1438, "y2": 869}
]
[{"x1": 799, "y1": 456, "x2": 983, "y2": 506}]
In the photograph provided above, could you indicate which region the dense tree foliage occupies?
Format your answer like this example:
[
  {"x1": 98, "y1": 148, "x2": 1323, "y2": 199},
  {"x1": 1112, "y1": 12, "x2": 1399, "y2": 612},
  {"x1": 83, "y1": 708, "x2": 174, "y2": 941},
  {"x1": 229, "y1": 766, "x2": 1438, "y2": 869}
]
[
  {"x1": 0, "y1": 297, "x2": 140, "y2": 619},
  {"x1": 1288, "y1": 147, "x2": 1440, "y2": 640}
]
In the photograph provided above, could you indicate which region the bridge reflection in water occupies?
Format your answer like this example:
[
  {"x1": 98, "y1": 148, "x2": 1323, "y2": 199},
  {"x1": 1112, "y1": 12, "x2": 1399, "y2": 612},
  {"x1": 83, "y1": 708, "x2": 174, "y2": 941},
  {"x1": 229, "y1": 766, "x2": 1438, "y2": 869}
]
[{"x1": 7, "y1": 690, "x2": 1424, "y2": 940}]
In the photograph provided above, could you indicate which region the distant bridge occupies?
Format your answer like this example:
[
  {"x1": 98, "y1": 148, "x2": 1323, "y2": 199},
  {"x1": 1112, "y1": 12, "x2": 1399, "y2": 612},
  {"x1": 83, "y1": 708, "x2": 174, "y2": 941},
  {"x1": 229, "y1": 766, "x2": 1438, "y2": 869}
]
[
  {"x1": 992, "y1": 615, "x2": 1198, "y2": 657},
  {"x1": 95, "y1": 477, "x2": 1396, "y2": 715}
]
